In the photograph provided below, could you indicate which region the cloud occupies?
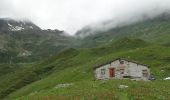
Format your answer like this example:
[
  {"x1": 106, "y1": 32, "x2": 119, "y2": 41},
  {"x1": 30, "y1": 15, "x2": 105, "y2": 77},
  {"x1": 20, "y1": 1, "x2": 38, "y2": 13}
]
[{"x1": 0, "y1": 0, "x2": 170, "y2": 35}]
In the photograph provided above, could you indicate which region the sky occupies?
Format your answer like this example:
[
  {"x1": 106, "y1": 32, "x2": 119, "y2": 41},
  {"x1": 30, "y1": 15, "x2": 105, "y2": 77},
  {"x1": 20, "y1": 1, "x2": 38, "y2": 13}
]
[{"x1": 0, "y1": 0, "x2": 170, "y2": 35}]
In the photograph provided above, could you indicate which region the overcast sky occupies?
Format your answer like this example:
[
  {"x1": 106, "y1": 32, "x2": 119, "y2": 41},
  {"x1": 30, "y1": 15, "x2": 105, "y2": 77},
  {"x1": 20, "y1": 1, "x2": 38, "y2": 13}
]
[{"x1": 0, "y1": 0, "x2": 170, "y2": 35}]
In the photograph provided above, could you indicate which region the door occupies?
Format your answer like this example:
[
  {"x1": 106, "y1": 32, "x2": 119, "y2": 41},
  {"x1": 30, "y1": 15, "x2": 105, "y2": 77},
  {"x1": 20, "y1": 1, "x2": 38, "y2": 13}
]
[{"x1": 109, "y1": 68, "x2": 115, "y2": 77}]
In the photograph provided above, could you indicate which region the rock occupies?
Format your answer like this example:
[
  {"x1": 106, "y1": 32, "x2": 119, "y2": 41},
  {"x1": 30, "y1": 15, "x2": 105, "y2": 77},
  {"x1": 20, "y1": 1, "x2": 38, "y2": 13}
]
[
  {"x1": 164, "y1": 77, "x2": 170, "y2": 80},
  {"x1": 161, "y1": 70, "x2": 165, "y2": 72},
  {"x1": 29, "y1": 91, "x2": 38, "y2": 96},
  {"x1": 55, "y1": 83, "x2": 74, "y2": 89},
  {"x1": 118, "y1": 85, "x2": 128, "y2": 89},
  {"x1": 18, "y1": 50, "x2": 32, "y2": 57}
]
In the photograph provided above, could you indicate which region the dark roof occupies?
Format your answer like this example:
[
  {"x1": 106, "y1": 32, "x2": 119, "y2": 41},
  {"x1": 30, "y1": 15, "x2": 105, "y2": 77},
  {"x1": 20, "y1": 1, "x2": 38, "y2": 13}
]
[{"x1": 94, "y1": 58, "x2": 149, "y2": 69}]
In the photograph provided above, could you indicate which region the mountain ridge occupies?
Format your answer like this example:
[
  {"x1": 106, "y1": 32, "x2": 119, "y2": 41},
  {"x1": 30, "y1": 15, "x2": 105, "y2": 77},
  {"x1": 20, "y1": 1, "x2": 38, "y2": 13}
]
[
  {"x1": 75, "y1": 12, "x2": 170, "y2": 48},
  {"x1": 0, "y1": 18, "x2": 41, "y2": 32},
  {"x1": 0, "y1": 13, "x2": 170, "y2": 99},
  {"x1": 0, "y1": 18, "x2": 75, "y2": 63}
]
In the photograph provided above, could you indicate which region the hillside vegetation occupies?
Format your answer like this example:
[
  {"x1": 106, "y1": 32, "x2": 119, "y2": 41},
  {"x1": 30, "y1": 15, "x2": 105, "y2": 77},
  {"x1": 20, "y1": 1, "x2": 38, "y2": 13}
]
[
  {"x1": 0, "y1": 14, "x2": 170, "y2": 100},
  {"x1": 77, "y1": 13, "x2": 170, "y2": 47},
  {"x1": 0, "y1": 38, "x2": 170, "y2": 100}
]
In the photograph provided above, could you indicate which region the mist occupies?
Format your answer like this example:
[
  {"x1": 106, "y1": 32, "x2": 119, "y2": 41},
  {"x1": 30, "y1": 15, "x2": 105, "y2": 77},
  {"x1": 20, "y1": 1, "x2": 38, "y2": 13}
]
[{"x1": 0, "y1": 0, "x2": 170, "y2": 35}]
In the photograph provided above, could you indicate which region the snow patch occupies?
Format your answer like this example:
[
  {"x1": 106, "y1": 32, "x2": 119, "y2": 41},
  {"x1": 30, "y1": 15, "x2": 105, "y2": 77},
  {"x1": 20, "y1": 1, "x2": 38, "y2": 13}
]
[
  {"x1": 29, "y1": 26, "x2": 33, "y2": 29},
  {"x1": 8, "y1": 23, "x2": 25, "y2": 31},
  {"x1": 18, "y1": 50, "x2": 32, "y2": 57},
  {"x1": 7, "y1": 22, "x2": 25, "y2": 31},
  {"x1": 7, "y1": 22, "x2": 34, "y2": 31},
  {"x1": 7, "y1": 23, "x2": 12, "y2": 27},
  {"x1": 10, "y1": 26, "x2": 24, "y2": 31}
]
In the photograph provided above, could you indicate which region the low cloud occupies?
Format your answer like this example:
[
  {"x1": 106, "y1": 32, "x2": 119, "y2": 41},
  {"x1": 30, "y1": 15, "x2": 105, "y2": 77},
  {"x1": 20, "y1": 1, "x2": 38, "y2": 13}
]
[{"x1": 0, "y1": 0, "x2": 170, "y2": 35}]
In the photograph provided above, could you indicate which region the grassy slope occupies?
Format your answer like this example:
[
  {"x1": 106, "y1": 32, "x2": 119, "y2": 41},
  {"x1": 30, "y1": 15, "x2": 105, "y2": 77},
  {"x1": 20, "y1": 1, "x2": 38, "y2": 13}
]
[
  {"x1": 78, "y1": 15, "x2": 170, "y2": 47},
  {"x1": 2, "y1": 38, "x2": 170, "y2": 100},
  {"x1": 1, "y1": 15, "x2": 170, "y2": 99},
  {"x1": 0, "y1": 48, "x2": 79, "y2": 98}
]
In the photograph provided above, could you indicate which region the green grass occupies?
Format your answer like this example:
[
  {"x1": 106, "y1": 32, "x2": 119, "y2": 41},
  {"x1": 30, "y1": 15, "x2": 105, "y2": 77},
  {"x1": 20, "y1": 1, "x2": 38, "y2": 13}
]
[
  {"x1": 78, "y1": 15, "x2": 170, "y2": 47},
  {"x1": 0, "y1": 38, "x2": 170, "y2": 100},
  {"x1": 1, "y1": 14, "x2": 170, "y2": 100}
]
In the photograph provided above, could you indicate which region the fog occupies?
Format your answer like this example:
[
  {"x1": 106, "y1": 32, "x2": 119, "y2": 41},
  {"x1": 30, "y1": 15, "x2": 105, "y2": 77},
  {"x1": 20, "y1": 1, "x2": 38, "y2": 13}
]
[{"x1": 0, "y1": 0, "x2": 170, "y2": 35}]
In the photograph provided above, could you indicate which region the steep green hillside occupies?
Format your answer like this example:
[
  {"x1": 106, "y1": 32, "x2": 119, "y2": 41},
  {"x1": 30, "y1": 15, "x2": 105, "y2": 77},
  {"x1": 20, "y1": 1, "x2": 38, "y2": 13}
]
[
  {"x1": 77, "y1": 13, "x2": 170, "y2": 47},
  {"x1": 1, "y1": 14, "x2": 170, "y2": 100},
  {"x1": 1, "y1": 14, "x2": 170, "y2": 63},
  {"x1": 1, "y1": 38, "x2": 170, "y2": 100},
  {"x1": 0, "y1": 48, "x2": 79, "y2": 99}
]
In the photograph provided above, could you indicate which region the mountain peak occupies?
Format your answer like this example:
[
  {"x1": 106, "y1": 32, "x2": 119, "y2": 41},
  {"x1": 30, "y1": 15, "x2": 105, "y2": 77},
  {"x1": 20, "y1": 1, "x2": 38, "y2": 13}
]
[{"x1": 0, "y1": 18, "x2": 41, "y2": 32}]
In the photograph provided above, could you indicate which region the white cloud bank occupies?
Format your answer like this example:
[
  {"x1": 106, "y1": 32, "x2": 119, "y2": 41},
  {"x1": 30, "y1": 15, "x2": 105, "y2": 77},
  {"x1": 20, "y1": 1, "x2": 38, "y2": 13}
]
[{"x1": 0, "y1": 0, "x2": 170, "y2": 35}]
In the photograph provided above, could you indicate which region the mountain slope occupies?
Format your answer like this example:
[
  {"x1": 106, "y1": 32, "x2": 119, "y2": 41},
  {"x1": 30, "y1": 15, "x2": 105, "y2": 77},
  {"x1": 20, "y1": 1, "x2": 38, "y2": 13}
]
[
  {"x1": 1, "y1": 13, "x2": 170, "y2": 99},
  {"x1": 76, "y1": 13, "x2": 170, "y2": 47},
  {"x1": 0, "y1": 18, "x2": 75, "y2": 63},
  {"x1": 1, "y1": 38, "x2": 170, "y2": 100},
  {"x1": 0, "y1": 18, "x2": 41, "y2": 32}
]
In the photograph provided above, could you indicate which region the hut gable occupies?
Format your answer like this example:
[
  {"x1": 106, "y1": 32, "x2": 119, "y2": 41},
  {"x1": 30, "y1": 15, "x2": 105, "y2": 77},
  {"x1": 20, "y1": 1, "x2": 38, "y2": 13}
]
[{"x1": 94, "y1": 58, "x2": 150, "y2": 81}]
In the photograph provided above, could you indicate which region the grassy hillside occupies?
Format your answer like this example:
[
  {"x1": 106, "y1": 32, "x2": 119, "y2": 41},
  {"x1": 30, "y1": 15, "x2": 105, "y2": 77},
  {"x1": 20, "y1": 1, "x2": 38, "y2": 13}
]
[
  {"x1": 77, "y1": 13, "x2": 170, "y2": 47},
  {"x1": 1, "y1": 14, "x2": 170, "y2": 63},
  {"x1": 0, "y1": 38, "x2": 170, "y2": 100},
  {"x1": 1, "y1": 15, "x2": 170, "y2": 100},
  {"x1": 0, "y1": 48, "x2": 79, "y2": 99}
]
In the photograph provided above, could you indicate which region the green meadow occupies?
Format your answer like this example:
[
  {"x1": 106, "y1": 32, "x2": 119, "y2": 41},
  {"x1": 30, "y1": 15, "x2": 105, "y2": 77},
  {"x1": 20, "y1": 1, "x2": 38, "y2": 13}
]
[{"x1": 0, "y1": 38, "x2": 170, "y2": 100}]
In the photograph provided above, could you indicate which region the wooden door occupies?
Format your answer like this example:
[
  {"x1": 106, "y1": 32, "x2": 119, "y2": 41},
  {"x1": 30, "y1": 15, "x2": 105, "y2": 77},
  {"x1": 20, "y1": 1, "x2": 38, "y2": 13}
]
[{"x1": 109, "y1": 68, "x2": 115, "y2": 77}]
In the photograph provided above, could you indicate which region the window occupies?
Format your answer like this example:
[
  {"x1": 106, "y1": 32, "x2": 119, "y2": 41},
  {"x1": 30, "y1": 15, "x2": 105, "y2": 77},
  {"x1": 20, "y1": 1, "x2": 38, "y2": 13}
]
[
  {"x1": 120, "y1": 60, "x2": 124, "y2": 64},
  {"x1": 142, "y1": 70, "x2": 148, "y2": 77},
  {"x1": 120, "y1": 69, "x2": 124, "y2": 74},
  {"x1": 101, "y1": 69, "x2": 106, "y2": 75}
]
